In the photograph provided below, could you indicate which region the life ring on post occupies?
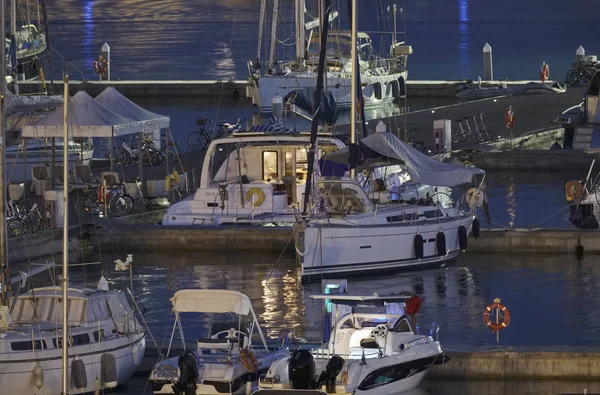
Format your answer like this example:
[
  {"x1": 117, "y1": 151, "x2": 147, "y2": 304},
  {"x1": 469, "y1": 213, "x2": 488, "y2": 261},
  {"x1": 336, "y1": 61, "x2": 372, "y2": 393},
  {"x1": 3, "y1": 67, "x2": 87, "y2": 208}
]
[
  {"x1": 483, "y1": 299, "x2": 511, "y2": 332},
  {"x1": 540, "y1": 63, "x2": 549, "y2": 83},
  {"x1": 565, "y1": 180, "x2": 583, "y2": 202},
  {"x1": 97, "y1": 184, "x2": 106, "y2": 203},
  {"x1": 245, "y1": 187, "x2": 265, "y2": 207},
  {"x1": 504, "y1": 107, "x2": 515, "y2": 130},
  {"x1": 240, "y1": 348, "x2": 259, "y2": 372},
  {"x1": 94, "y1": 56, "x2": 108, "y2": 77},
  {"x1": 165, "y1": 170, "x2": 180, "y2": 192},
  {"x1": 356, "y1": 96, "x2": 366, "y2": 114}
]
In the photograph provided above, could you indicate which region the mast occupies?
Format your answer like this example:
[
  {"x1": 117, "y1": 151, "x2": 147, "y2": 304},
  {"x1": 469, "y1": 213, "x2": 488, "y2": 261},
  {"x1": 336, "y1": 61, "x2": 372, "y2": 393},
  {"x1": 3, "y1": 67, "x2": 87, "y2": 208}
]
[
  {"x1": 10, "y1": 0, "x2": 15, "y2": 35},
  {"x1": 301, "y1": 0, "x2": 331, "y2": 216},
  {"x1": 268, "y1": 0, "x2": 279, "y2": 67},
  {"x1": 61, "y1": 66, "x2": 69, "y2": 395},
  {"x1": 0, "y1": 0, "x2": 9, "y2": 307},
  {"x1": 295, "y1": 0, "x2": 305, "y2": 65},
  {"x1": 349, "y1": 0, "x2": 356, "y2": 179},
  {"x1": 256, "y1": 0, "x2": 266, "y2": 62}
]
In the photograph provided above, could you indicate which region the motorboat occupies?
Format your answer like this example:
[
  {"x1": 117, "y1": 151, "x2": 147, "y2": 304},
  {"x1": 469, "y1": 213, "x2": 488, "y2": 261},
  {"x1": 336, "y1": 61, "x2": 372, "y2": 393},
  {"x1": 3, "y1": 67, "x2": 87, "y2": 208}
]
[
  {"x1": 257, "y1": 281, "x2": 448, "y2": 395},
  {"x1": 0, "y1": 284, "x2": 147, "y2": 394},
  {"x1": 161, "y1": 132, "x2": 346, "y2": 226},
  {"x1": 150, "y1": 289, "x2": 291, "y2": 395},
  {"x1": 294, "y1": 132, "x2": 486, "y2": 280},
  {"x1": 247, "y1": 0, "x2": 412, "y2": 114}
]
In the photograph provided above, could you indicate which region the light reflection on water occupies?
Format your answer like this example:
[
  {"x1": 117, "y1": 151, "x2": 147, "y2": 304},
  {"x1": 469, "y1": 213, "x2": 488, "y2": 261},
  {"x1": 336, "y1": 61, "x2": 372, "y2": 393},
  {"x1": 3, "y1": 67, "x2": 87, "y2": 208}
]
[{"x1": 20, "y1": 247, "x2": 600, "y2": 350}]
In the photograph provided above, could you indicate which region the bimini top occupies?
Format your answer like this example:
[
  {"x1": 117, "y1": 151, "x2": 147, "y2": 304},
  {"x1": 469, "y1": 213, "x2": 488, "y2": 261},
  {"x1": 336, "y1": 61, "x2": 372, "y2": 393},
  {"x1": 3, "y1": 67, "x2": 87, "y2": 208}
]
[{"x1": 171, "y1": 289, "x2": 253, "y2": 315}]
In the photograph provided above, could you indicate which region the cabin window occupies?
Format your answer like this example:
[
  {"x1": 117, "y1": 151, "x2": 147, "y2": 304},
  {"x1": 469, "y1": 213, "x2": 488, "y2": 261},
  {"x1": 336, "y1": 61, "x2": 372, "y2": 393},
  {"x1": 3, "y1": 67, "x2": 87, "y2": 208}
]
[
  {"x1": 93, "y1": 329, "x2": 105, "y2": 342},
  {"x1": 54, "y1": 333, "x2": 91, "y2": 348},
  {"x1": 262, "y1": 151, "x2": 278, "y2": 181},
  {"x1": 11, "y1": 340, "x2": 46, "y2": 351},
  {"x1": 395, "y1": 319, "x2": 411, "y2": 333}
]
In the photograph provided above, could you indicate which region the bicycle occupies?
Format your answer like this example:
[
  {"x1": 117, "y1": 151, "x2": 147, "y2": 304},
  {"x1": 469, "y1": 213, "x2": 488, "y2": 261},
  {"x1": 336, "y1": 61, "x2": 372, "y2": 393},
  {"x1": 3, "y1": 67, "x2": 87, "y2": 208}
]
[
  {"x1": 474, "y1": 113, "x2": 495, "y2": 142},
  {"x1": 566, "y1": 59, "x2": 598, "y2": 87},
  {"x1": 403, "y1": 128, "x2": 426, "y2": 153},
  {"x1": 187, "y1": 117, "x2": 247, "y2": 152},
  {"x1": 108, "y1": 134, "x2": 164, "y2": 167},
  {"x1": 74, "y1": 183, "x2": 134, "y2": 217},
  {"x1": 131, "y1": 177, "x2": 153, "y2": 212},
  {"x1": 6, "y1": 199, "x2": 53, "y2": 235}
]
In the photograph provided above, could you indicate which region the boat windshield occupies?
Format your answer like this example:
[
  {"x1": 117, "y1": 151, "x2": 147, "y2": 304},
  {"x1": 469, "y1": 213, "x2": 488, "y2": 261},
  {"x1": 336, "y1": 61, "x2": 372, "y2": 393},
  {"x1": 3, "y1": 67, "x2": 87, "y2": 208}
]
[{"x1": 317, "y1": 178, "x2": 373, "y2": 213}]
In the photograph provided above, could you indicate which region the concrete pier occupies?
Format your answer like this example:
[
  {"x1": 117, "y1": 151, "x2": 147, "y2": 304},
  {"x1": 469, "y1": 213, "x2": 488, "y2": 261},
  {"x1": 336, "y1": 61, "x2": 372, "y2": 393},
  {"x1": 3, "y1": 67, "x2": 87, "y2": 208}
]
[{"x1": 90, "y1": 225, "x2": 599, "y2": 255}]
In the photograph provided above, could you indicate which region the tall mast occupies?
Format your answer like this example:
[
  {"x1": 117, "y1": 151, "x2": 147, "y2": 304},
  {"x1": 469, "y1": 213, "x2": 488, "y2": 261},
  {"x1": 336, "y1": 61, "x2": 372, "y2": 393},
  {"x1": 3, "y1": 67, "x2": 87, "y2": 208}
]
[
  {"x1": 349, "y1": 0, "x2": 357, "y2": 179},
  {"x1": 268, "y1": 0, "x2": 279, "y2": 67},
  {"x1": 61, "y1": 66, "x2": 70, "y2": 395},
  {"x1": 256, "y1": 0, "x2": 266, "y2": 62},
  {"x1": 0, "y1": 0, "x2": 9, "y2": 307},
  {"x1": 295, "y1": 0, "x2": 305, "y2": 65},
  {"x1": 10, "y1": 0, "x2": 15, "y2": 35}
]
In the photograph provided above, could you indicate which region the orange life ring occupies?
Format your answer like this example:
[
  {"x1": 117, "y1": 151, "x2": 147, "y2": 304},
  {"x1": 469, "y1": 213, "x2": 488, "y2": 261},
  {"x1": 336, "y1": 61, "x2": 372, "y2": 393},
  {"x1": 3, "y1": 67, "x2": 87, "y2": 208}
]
[
  {"x1": 504, "y1": 108, "x2": 515, "y2": 130},
  {"x1": 565, "y1": 180, "x2": 583, "y2": 202},
  {"x1": 240, "y1": 348, "x2": 259, "y2": 372},
  {"x1": 540, "y1": 63, "x2": 549, "y2": 82},
  {"x1": 483, "y1": 302, "x2": 510, "y2": 332},
  {"x1": 97, "y1": 184, "x2": 106, "y2": 203},
  {"x1": 94, "y1": 56, "x2": 108, "y2": 77},
  {"x1": 356, "y1": 96, "x2": 365, "y2": 114}
]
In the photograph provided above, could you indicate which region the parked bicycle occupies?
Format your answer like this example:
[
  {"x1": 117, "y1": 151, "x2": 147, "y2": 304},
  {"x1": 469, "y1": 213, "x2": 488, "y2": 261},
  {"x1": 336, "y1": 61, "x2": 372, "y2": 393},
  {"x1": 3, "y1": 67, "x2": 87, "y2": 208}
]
[
  {"x1": 6, "y1": 198, "x2": 53, "y2": 236},
  {"x1": 403, "y1": 128, "x2": 426, "y2": 153},
  {"x1": 451, "y1": 114, "x2": 494, "y2": 144},
  {"x1": 566, "y1": 59, "x2": 598, "y2": 87},
  {"x1": 109, "y1": 133, "x2": 180, "y2": 167},
  {"x1": 74, "y1": 183, "x2": 134, "y2": 217},
  {"x1": 187, "y1": 117, "x2": 246, "y2": 152}
]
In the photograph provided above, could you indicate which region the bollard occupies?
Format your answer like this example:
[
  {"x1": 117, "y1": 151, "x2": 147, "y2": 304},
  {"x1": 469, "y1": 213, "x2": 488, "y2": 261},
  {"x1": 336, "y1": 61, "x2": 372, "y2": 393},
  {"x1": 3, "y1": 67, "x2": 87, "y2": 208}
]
[
  {"x1": 483, "y1": 43, "x2": 493, "y2": 81},
  {"x1": 101, "y1": 42, "x2": 111, "y2": 81},
  {"x1": 272, "y1": 93, "x2": 283, "y2": 119},
  {"x1": 576, "y1": 46, "x2": 585, "y2": 62}
]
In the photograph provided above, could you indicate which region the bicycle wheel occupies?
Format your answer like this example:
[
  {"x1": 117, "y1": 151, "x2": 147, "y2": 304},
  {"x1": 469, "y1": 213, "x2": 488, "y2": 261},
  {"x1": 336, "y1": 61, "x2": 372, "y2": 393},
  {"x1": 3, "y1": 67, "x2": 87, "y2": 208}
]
[
  {"x1": 109, "y1": 147, "x2": 129, "y2": 166},
  {"x1": 475, "y1": 132, "x2": 487, "y2": 143},
  {"x1": 459, "y1": 132, "x2": 467, "y2": 143},
  {"x1": 163, "y1": 145, "x2": 179, "y2": 165},
  {"x1": 37, "y1": 207, "x2": 54, "y2": 230},
  {"x1": 187, "y1": 130, "x2": 210, "y2": 151},
  {"x1": 485, "y1": 129, "x2": 495, "y2": 141},
  {"x1": 140, "y1": 149, "x2": 157, "y2": 167},
  {"x1": 451, "y1": 131, "x2": 461, "y2": 144},
  {"x1": 108, "y1": 196, "x2": 129, "y2": 217},
  {"x1": 7, "y1": 218, "x2": 27, "y2": 237},
  {"x1": 123, "y1": 194, "x2": 135, "y2": 215},
  {"x1": 135, "y1": 197, "x2": 153, "y2": 212},
  {"x1": 413, "y1": 142, "x2": 426, "y2": 153}
]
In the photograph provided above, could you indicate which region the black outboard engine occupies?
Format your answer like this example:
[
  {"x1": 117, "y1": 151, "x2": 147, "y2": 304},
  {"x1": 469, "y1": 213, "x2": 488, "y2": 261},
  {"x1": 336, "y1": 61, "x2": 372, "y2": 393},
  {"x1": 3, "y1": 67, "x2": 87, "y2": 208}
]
[
  {"x1": 172, "y1": 351, "x2": 199, "y2": 395},
  {"x1": 317, "y1": 355, "x2": 345, "y2": 393},
  {"x1": 288, "y1": 349, "x2": 316, "y2": 389}
]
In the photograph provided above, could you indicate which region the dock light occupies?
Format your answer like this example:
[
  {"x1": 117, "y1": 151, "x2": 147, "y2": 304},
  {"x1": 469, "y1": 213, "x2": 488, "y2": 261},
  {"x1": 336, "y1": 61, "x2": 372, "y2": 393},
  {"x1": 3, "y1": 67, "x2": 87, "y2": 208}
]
[
  {"x1": 494, "y1": 99, "x2": 497, "y2": 102},
  {"x1": 431, "y1": 110, "x2": 435, "y2": 113}
]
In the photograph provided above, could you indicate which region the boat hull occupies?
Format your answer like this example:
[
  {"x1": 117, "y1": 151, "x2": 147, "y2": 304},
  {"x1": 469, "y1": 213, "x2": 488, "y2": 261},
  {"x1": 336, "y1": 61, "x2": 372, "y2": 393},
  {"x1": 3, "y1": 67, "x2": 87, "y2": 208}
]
[
  {"x1": 248, "y1": 72, "x2": 407, "y2": 114},
  {"x1": 299, "y1": 216, "x2": 474, "y2": 278},
  {"x1": 0, "y1": 332, "x2": 145, "y2": 395}
]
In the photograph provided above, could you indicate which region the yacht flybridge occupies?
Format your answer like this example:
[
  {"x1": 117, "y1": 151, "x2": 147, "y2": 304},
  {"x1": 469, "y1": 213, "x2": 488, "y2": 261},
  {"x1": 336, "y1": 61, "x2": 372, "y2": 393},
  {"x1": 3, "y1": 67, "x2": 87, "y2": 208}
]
[{"x1": 162, "y1": 132, "x2": 346, "y2": 226}]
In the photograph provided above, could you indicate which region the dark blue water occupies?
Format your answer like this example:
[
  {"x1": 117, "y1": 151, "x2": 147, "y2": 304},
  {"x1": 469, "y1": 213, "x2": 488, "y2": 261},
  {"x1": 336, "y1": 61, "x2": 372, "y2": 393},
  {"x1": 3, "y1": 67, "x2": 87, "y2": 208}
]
[{"x1": 44, "y1": 0, "x2": 600, "y2": 82}]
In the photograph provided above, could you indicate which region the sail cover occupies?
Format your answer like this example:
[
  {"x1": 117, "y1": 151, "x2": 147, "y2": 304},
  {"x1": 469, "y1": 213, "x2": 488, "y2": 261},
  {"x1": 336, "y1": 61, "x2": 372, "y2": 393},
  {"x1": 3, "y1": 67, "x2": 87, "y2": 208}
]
[
  {"x1": 324, "y1": 132, "x2": 485, "y2": 186},
  {"x1": 284, "y1": 87, "x2": 339, "y2": 124}
]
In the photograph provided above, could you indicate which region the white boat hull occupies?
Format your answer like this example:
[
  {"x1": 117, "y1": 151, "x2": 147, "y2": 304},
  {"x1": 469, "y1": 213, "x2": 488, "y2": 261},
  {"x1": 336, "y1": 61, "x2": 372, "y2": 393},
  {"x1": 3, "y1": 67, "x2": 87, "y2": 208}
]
[
  {"x1": 299, "y1": 215, "x2": 474, "y2": 278},
  {"x1": 0, "y1": 332, "x2": 145, "y2": 395},
  {"x1": 248, "y1": 71, "x2": 407, "y2": 114}
]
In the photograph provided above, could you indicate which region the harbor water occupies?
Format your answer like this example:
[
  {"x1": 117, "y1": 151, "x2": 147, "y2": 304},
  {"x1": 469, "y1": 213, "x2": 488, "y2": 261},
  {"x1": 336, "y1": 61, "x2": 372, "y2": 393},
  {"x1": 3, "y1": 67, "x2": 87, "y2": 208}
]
[{"x1": 48, "y1": 1, "x2": 600, "y2": 82}]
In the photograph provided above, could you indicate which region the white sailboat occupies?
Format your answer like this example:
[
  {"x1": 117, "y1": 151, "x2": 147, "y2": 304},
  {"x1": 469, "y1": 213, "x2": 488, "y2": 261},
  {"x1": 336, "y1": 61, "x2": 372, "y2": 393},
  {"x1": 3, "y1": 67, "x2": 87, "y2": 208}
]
[
  {"x1": 0, "y1": 50, "x2": 145, "y2": 394},
  {"x1": 247, "y1": 0, "x2": 412, "y2": 114}
]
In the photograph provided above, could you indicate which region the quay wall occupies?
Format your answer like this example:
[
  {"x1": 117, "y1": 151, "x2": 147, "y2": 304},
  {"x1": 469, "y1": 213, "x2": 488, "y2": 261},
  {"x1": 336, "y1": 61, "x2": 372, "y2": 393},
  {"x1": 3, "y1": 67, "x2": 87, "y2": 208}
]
[
  {"x1": 90, "y1": 225, "x2": 598, "y2": 255},
  {"x1": 17, "y1": 79, "x2": 553, "y2": 99},
  {"x1": 471, "y1": 149, "x2": 595, "y2": 171}
]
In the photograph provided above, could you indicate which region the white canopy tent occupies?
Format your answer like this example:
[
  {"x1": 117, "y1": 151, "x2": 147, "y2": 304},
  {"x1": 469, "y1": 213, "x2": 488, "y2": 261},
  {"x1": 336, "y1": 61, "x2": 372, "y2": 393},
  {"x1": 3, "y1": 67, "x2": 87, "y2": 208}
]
[
  {"x1": 21, "y1": 90, "x2": 144, "y2": 138},
  {"x1": 171, "y1": 289, "x2": 253, "y2": 315},
  {"x1": 95, "y1": 87, "x2": 170, "y2": 132}
]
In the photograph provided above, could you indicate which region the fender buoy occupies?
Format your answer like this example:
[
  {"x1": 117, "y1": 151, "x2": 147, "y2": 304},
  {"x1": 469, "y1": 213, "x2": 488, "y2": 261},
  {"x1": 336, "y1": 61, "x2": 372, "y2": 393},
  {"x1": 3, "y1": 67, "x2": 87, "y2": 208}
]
[
  {"x1": 245, "y1": 187, "x2": 265, "y2": 207},
  {"x1": 472, "y1": 218, "x2": 480, "y2": 239},
  {"x1": 565, "y1": 180, "x2": 583, "y2": 202},
  {"x1": 540, "y1": 63, "x2": 549, "y2": 83},
  {"x1": 72, "y1": 358, "x2": 87, "y2": 390},
  {"x1": 458, "y1": 225, "x2": 468, "y2": 250},
  {"x1": 504, "y1": 107, "x2": 515, "y2": 130},
  {"x1": 94, "y1": 56, "x2": 108, "y2": 77},
  {"x1": 240, "y1": 348, "x2": 259, "y2": 372},
  {"x1": 101, "y1": 353, "x2": 118, "y2": 388},
  {"x1": 483, "y1": 300, "x2": 511, "y2": 332},
  {"x1": 436, "y1": 232, "x2": 446, "y2": 257},
  {"x1": 413, "y1": 234, "x2": 424, "y2": 259},
  {"x1": 33, "y1": 363, "x2": 43, "y2": 390}
]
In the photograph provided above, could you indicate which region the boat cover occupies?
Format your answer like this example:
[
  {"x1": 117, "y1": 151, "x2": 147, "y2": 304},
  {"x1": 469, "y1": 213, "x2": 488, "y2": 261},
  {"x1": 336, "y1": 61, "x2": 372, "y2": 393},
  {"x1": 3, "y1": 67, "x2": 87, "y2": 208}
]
[
  {"x1": 284, "y1": 87, "x2": 339, "y2": 124},
  {"x1": 171, "y1": 289, "x2": 253, "y2": 315},
  {"x1": 324, "y1": 132, "x2": 485, "y2": 186}
]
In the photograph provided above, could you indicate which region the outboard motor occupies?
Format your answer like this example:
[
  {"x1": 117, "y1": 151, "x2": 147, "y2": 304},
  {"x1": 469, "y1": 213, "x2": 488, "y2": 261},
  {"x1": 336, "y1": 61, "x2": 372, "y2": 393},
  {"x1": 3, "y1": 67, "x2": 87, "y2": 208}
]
[
  {"x1": 288, "y1": 349, "x2": 316, "y2": 390},
  {"x1": 172, "y1": 351, "x2": 199, "y2": 395},
  {"x1": 317, "y1": 355, "x2": 345, "y2": 393}
]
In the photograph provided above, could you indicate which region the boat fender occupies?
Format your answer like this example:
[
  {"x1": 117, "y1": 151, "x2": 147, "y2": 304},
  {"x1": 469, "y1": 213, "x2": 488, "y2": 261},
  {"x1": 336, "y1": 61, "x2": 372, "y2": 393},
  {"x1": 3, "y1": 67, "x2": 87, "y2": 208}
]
[
  {"x1": 458, "y1": 225, "x2": 468, "y2": 250},
  {"x1": 101, "y1": 353, "x2": 118, "y2": 388},
  {"x1": 472, "y1": 218, "x2": 480, "y2": 239},
  {"x1": 245, "y1": 187, "x2": 265, "y2": 207},
  {"x1": 33, "y1": 363, "x2": 43, "y2": 389},
  {"x1": 413, "y1": 234, "x2": 424, "y2": 259},
  {"x1": 72, "y1": 358, "x2": 87, "y2": 390},
  {"x1": 436, "y1": 232, "x2": 446, "y2": 257}
]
